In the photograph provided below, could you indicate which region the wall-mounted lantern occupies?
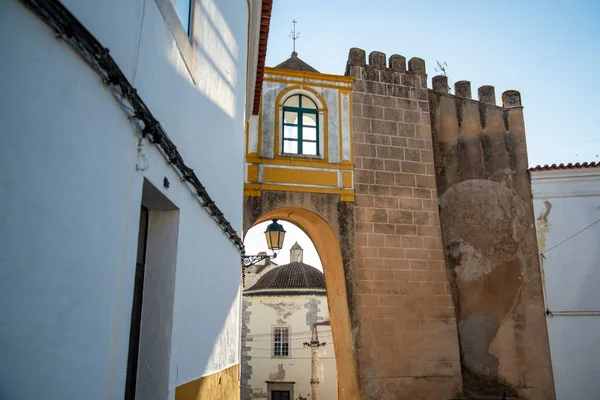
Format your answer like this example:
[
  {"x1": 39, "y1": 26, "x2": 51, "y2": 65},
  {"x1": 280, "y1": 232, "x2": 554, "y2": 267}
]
[{"x1": 242, "y1": 219, "x2": 286, "y2": 267}]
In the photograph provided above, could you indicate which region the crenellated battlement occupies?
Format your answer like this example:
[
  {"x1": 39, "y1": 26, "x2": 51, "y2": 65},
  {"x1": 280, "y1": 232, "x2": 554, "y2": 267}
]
[
  {"x1": 431, "y1": 74, "x2": 522, "y2": 108},
  {"x1": 345, "y1": 48, "x2": 427, "y2": 86},
  {"x1": 345, "y1": 45, "x2": 552, "y2": 400},
  {"x1": 348, "y1": 48, "x2": 523, "y2": 111},
  {"x1": 428, "y1": 76, "x2": 530, "y2": 202},
  {"x1": 346, "y1": 47, "x2": 426, "y2": 74},
  {"x1": 345, "y1": 48, "x2": 430, "y2": 103}
]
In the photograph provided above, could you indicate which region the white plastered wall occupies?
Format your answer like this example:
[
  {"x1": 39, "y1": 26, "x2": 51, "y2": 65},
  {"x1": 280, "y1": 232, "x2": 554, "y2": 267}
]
[
  {"x1": 244, "y1": 295, "x2": 337, "y2": 400},
  {"x1": 0, "y1": 0, "x2": 252, "y2": 398},
  {"x1": 531, "y1": 168, "x2": 600, "y2": 400}
]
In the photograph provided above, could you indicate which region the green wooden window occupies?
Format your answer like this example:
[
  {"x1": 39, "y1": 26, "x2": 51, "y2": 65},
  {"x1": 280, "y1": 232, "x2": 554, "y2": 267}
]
[{"x1": 282, "y1": 95, "x2": 319, "y2": 156}]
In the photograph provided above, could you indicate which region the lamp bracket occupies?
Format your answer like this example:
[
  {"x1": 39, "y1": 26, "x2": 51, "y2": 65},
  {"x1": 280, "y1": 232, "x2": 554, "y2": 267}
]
[{"x1": 242, "y1": 252, "x2": 277, "y2": 268}]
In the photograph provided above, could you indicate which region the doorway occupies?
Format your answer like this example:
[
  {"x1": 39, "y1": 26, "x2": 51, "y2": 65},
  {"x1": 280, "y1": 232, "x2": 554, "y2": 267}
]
[
  {"x1": 125, "y1": 180, "x2": 179, "y2": 399},
  {"x1": 271, "y1": 390, "x2": 290, "y2": 400}
]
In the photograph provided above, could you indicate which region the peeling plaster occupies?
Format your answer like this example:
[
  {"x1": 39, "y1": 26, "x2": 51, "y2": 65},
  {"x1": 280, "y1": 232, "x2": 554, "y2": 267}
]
[
  {"x1": 251, "y1": 388, "x2": 267, "y2": 399},
  {"x1": 262, "y1": 300, "x2": 302, "y2": 324},
  {"x1": 439, "y1": 179, "x2": 547, "y2": 395},
  {"x1": 268, "y1": 363, "x2": 286, "y2": 381},
  {"x1": 458, "y1": 314, "x2": 499, "y2": 378},
  {"x1": 304, "y1": 298, "x2": 323, "y2": 326},
  {"x1": 536, "y1": 200, "x2": 552, "y2": 252},
  {"x1": 453, "y1": 242, "x2": 494, "y2": 282}
]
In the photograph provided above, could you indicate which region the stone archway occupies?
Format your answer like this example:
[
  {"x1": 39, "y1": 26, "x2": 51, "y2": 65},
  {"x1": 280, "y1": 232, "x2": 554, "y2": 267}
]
[{"x1": 247, "y1": 206, "x2": 361, "y2": 400}]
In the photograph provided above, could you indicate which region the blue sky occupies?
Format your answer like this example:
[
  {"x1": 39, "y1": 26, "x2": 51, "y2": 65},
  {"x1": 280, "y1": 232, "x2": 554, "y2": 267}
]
[
  {"x1": 264, "y1": 0, "x2": 600, "y2": 167},
  {"x1": 245, "y1": 1, "x2": 599, "y2": 264}
]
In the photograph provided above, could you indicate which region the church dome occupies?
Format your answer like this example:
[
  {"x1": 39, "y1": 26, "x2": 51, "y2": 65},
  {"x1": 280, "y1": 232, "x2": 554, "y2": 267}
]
[{"x1": 244, "y1": 261, "x2": 326, "y2": 296}]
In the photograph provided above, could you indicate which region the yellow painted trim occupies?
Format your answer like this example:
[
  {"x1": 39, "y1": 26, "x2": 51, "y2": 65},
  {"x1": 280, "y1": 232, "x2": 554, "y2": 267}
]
[
  {"x1": 338, "y1": 90, "x2": 343, "y2": 162},
  {"x1": 247, "y1": 164, "x2": 259, "y2": 182},
  {"x1": 244, "y1": 187, "x2": 261, "y2": 197},
  {"x1": 342, "y1": 171, "x2": 353, "y2": 188},
  {"x1": 244, "y1": 183, "x2": 355, "y2": 202},
  {"x1": 263, "y1": 167, "x2": 338, "y2": 187},
  {"x1": 264, "y1": 77, "x2": 351, "y2": 91},
  {"x1": 265, "y1": 66, "x2": 355, "y2": 84},
  {"x1": 340, "y1": 192, "x2": 355, "y2": 202},
  {"x1": 176, "y1": 364, "x2": 240, "y2": 400},
  {"x1": 246, "y1": 156, "x2": 354, "y2": 170},
  {"x1": 273, "y1": 85, "x2": 328, "y2": 161},
  {"x1": 248, "y1": 209, "x2": 360, "y2": 398}
]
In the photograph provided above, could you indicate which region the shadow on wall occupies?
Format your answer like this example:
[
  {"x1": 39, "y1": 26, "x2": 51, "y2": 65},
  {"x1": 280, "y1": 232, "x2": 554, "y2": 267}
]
[
  {"x1": 0, "y1": 0, "x2": 248, "y2": 399},
  {"x1": 135, "y1": 0, "x2": 245, "y2": 222},
  {"x1": 175, "y1": 364, "x2": 240, "y2": 400},
  {"x1": 126, "y1": 0, "x2": 248, "y2": 393}
]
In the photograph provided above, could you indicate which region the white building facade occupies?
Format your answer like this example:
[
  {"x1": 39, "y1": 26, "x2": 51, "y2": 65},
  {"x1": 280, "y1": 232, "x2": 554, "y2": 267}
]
[
  {"x1": 530, "y1": 163, "x2": 600, "y2": 400},
  {"x1": 242, "y1": 245, "x2": 337, "y2": 400},
  {"x1": 0, "y1": 0, "x2": 270, "y2": 398}
]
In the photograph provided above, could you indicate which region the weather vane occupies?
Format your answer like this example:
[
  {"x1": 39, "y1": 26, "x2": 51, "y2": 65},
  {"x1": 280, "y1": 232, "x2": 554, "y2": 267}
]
[{"x1": 290, "y1": 20, "x2": 300, "y2": 53}]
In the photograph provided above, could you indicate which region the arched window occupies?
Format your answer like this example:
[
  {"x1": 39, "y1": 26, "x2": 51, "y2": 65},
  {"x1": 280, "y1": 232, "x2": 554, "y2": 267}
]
[{"x1": 282, "y1": 95, "x2": 318, "y2": 156}]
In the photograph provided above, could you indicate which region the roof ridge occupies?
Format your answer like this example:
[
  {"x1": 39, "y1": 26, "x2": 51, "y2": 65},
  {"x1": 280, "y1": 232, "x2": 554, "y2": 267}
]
[
  {"x1": 273, "y1": 52, "x2": 319, "y2": 73},
  {"x1": 529, "y1": 161, "x2": 599, "y2": 171}
]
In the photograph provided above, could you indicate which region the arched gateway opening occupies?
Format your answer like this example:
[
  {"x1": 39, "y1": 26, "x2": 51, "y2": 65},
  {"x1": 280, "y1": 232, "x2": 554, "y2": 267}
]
[{"x1": 245, "y1": 207, "x2": 360, "y2": 400}]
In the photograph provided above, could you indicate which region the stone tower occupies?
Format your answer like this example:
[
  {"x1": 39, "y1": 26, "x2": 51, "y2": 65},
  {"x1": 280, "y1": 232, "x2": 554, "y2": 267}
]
[
  {"x1": 243, "y1": 47, "x2": 555, "y2": 400},
  {"x1": 346, "y1": 49, "x2": 462, "y2": 399},
  {"x1": 346, "y1": 48, "x2": 555, "y2": 399}
]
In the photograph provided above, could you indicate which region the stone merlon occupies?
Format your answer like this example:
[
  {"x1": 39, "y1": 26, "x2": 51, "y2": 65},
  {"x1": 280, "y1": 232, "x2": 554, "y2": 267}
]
[{"x1": 346, "y1": 48, "x2": 426, "y2": 75}]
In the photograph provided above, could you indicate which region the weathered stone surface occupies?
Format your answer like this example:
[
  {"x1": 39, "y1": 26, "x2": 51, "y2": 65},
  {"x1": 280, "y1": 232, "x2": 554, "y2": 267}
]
[
  {"x1": 351, "y1": 50, "x2": 462, "y2": 400},
  {"x1": 430, "y1": 89, "x2": 556, "y2": 399},
  {"x1": 454, "y1": 81, "x2": 472, "y2": 99}
]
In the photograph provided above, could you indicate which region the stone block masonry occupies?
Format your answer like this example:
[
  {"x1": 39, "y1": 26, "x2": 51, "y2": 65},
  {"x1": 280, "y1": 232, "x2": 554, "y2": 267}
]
[
  {"x1": 429, "y1": 76, "x2": 555, "y2": 399},
  {"x1": 347, "y1": 48, "x2": 462, "y2": 400}
]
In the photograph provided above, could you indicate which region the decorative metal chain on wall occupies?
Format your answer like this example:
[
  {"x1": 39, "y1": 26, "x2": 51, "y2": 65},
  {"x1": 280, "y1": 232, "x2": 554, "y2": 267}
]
[{"x1": 20, "y1": 0, "x2": 245, "y2": 254}]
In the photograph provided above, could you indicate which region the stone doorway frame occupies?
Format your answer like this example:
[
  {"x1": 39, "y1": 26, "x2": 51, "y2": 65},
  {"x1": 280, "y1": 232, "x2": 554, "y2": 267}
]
[{"x1": 247, "y1": 207, "x2": 361, "y2": 399}]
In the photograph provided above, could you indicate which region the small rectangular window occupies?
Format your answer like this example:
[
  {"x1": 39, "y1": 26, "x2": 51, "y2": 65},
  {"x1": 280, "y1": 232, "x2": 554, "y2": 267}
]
[
  {"x1": 273, "y1": 327, "x2": 289, "y2": 356},
  {"x1": 173, "y1": 0, "x2": 192, "y2": 36}
]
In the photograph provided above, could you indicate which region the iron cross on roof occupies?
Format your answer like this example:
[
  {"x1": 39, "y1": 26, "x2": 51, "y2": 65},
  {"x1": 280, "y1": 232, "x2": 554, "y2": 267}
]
[{"x1": 290, "y1": 19, "x2": 300, "y2": 54}]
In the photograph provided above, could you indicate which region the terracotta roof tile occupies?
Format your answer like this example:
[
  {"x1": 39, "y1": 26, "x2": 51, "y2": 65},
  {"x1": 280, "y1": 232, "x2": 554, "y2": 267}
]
[
  {"x1": 244, "y1": 261, "x2": 325, "y2": 292},
  {"x1": 252, "y1": 0, "x2": 273, "y2": 115},
  {"x1": 529, "y1": 162, "x2": 599, "y2": 171},
  {"x1": 274, "y1": 52, "x2": 319, "y2": 73}
]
